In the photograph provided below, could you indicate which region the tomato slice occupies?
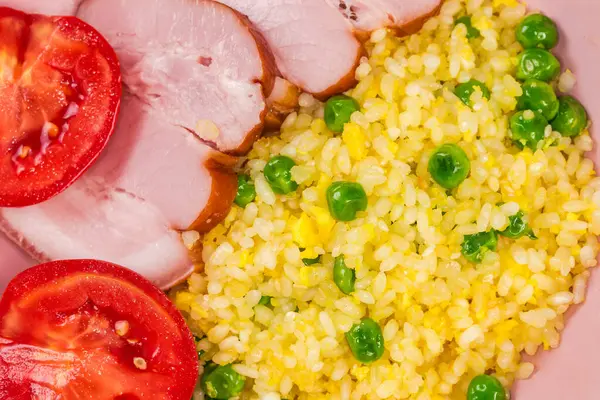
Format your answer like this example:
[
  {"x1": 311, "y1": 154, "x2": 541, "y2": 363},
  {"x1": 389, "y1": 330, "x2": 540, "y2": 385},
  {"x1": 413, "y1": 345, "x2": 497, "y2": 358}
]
[
  {"x1": 0, "y1": 7, "x2": 121, "y2": 207},
  {"x1": 0, "y1": 260, "x2": 198, "y2": 400}
]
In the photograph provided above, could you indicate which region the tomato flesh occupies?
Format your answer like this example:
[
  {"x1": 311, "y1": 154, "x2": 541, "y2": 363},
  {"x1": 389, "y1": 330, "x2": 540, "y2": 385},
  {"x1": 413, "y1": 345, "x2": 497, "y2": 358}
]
[
  {"x1": 0, "y1": 7, "x2": 121, "y2": 207},
  {"x1": 0, "y1": 260, "x2": 198, "y2": 400}
]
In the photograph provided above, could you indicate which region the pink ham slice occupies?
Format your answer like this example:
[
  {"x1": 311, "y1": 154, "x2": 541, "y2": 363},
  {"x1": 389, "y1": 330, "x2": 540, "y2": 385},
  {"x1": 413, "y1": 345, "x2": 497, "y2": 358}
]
[
  {"x1": 217, "y1": 0, "x2": 362, "y2": 99},
  {"x1": 0, "y1": 96, "x2": 236, "y2": 289},
  {"x1": 0, "y1": 0, "x2": 79, "y2": 15},
  {"x1": 77, "y1": 0, "x2": 275, "y2": 154},
  {"x1": 0, "y1": 179, "x2": 194, "y2": 289},
  {"x1": 326, "y1": 0, "x2": 442, "y2": 33},
  {"x1": 90, "y1": 97, "x2": 237, "y2": 232}
]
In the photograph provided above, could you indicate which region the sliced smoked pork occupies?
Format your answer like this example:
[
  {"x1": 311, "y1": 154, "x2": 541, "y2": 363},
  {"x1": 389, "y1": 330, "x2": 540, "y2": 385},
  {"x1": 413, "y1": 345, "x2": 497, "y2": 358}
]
[
  {"x1": 0, "y1": 96, "x2": 235, "y2": 289},
  {"x1": 217, "y1": 0, "x2": 362, "y2": 99},
  {"x1": 326, "y1": 0, "x2": 442, "y2": 34},
  {"x1": 77, "y1": 0, "x2": 275, "y2": 154},
  {"x1": 0, "y1": 0, "x2": 79, "y2": 15},
  {"x1": 0, "y1": 179, "x2": 195, "y2": 290},
  {"x1": 90, "y1": 97, "x2": 237, "y2": 232}
]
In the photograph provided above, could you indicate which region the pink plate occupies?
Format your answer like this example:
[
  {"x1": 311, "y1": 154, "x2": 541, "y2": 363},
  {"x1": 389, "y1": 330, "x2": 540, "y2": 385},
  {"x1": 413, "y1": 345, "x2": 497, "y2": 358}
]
[
  {"x1": 0, "y1": 0, "x2": 599, "y2": 398},
  {"x1": 512, "y1": 0, "x2": 600, "y2": 399}
]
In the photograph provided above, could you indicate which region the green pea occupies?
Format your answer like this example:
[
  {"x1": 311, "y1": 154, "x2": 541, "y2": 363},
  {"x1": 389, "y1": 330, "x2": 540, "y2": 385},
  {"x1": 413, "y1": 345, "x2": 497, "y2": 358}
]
[
  {"x1": 455, "y1": 15, "x2": 481, "y2": 39},
  {"x1": 345, "y1": 318, "x2": 385, "y2": 363},
  {"x1": 467, "y1": 374, "x2": 507, "y2": 400},
  {"x1": 516, "y1": 48, "x2": 560, "y2": 82},
  {"x1": 324, "y1": 94, "x2": 360, "y2": 133},
  {"x1": 551, "y1": 95, "x2": 588, "y2": 137},
  {"x1": 517, "y1": 79, "x2": 559, "y2": 121},
  {"x1": 499, "y1": 211, "x2": 537, "y2": 240},
  {"x1": 258, "y1": 295, "x2": 271, "y2": 306},
  {"x1": 326, "y1": 181, "x2": 368, "y2": 221},
  {"x1": 302, "y1": 255, "x2": 322, "y2": 266},
  {"x1": 516, "y1": 14, "x2": 559, "y2": 50},
  {"x1": 264, "y1": 155, "x2": 298, "y2": 194},
  {"x1": 461, "y1": 230, "x2": 498, "y2": 264},
  {"x1": 201, "y1": 364, "x2": 245, "y2": 400},
  {"x1": 234, "y1": 174, "x2": 256, "y2": 207},
  {"x1": 428, "y1": 143, "x2": 471, "y2": 190},
  {"x1": 455, "y1": 79, "x2": 490, "y2": 107},
  {"x1": 509, "y1": 110, "x2": 548, "y2": 150},
  {"x1": 333, "y1": 256, "x2": 356, "y2": 295}
]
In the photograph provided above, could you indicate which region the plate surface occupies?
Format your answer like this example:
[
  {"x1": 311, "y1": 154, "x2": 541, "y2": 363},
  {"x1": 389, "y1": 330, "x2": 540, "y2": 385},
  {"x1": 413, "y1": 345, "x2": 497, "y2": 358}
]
[{"x1": 513, "y1": 0, "x2": 600, "y2": 399}]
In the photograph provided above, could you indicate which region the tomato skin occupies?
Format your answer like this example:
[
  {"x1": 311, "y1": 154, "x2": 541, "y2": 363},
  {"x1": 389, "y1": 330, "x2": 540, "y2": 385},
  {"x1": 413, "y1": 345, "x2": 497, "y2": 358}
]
[
  {"x1": 0, "y1": 8, "x2": 122, "y2": 207},
  {"x1": 0, "y1": 260, "x2": 198, "y2": 400}
]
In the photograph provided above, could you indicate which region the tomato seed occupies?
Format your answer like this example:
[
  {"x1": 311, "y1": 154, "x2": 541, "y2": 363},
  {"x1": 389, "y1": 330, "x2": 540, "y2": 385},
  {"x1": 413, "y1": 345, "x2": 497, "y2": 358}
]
[
  {"x1": 45, "y1": 122, "x2": 60, "y2": 139},
  {"x1": 18, "y1": 146, "x2": 31, "y2": 159},
  {"x1": 133, "y1": 357, "x2": 147, "y2": 370},
  {"x1": 115, "y1": 320, "x2": 130, "y2": 336}
]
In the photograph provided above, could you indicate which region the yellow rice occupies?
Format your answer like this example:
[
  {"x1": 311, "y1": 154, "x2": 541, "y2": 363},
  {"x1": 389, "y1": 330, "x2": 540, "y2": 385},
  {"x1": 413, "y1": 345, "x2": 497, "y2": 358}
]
[{"x1": 174, "y1": 0, "x2": 599, "y2": 398}]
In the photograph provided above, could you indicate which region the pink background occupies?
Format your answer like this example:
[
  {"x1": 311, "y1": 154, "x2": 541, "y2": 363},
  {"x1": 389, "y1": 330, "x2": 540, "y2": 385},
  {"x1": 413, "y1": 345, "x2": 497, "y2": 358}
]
[{"x1": 0, "y1": 0, "x2": 598, "y2": 398}]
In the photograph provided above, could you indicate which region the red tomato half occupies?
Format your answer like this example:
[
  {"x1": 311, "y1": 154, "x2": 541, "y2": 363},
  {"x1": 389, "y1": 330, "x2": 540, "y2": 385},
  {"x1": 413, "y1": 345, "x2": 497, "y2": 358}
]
[
  {"x1": 0, "y1": 260, "x2": 198, "y2": 399},
  {"x1": 0, "y1": 7, "x2": 121, "y2": 207}
]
